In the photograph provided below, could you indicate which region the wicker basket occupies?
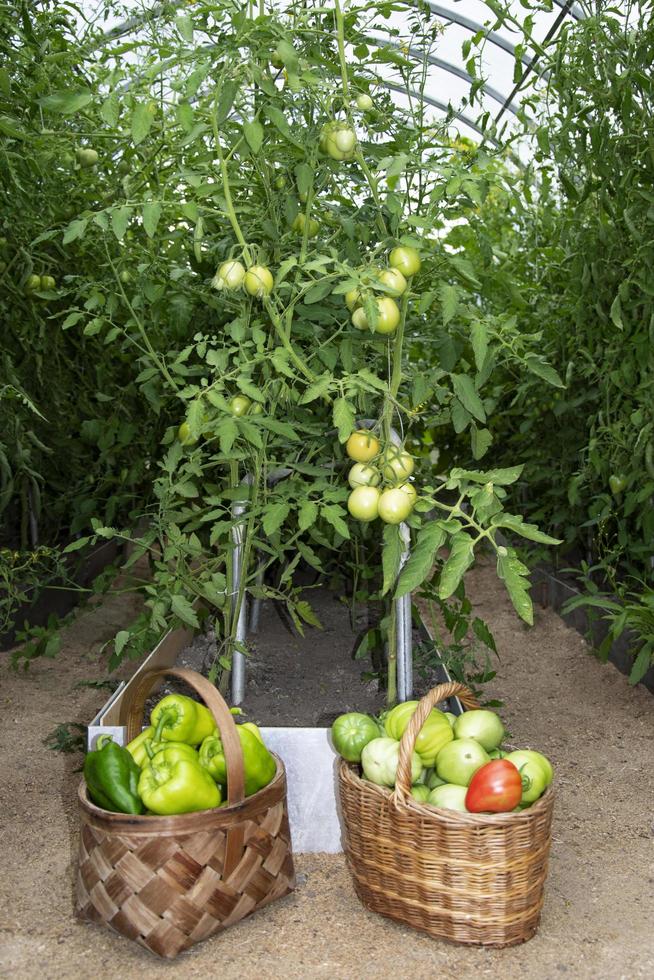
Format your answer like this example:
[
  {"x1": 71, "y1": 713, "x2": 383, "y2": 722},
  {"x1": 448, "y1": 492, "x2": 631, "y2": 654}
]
[
  {"x1": 76, "y1": 668, "x2": 295, "y2": 958},
  {"x1": 339, "y1": 681, "x2": 555, "y2": 947}
]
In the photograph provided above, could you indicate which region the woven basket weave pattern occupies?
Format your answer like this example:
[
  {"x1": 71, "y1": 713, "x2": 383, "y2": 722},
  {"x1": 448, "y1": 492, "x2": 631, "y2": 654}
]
[
  {"x1": 76, "y1": 668, "x2": 295, "y2": 958},
  {"x1": 338, "y1": 681, "x2": 555, "y2": 947}
]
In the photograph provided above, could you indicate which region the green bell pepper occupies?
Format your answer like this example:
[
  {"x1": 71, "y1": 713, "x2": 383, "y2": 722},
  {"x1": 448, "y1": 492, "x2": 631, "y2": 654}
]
[
  {"x1": 150, "y1": 693, "x2": 216, "y2": 745},
  {"x1": 199, "y1": 725, "x2": 276, "y2": 797},
  {"x1": 126, "y1": 726, "x2": 199, "y2": 769},
  {"x1": 148, "y1": 743, "x2": 199, "y2": 767},
  {"x1": 84, "y1": 735, "x2": 144, "y2": 814},
  {"x1": 138, "y1": 758, "x2": 221, "y2": 815}
]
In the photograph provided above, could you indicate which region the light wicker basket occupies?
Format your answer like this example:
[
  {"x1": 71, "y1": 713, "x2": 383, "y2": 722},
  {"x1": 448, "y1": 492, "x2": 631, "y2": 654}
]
[
  {"x1": 339, "y1": 681, "x2": 555, "y2": 947},
  {"x1": 76, "y1": 668, "x2": 295, "y2": 958}
]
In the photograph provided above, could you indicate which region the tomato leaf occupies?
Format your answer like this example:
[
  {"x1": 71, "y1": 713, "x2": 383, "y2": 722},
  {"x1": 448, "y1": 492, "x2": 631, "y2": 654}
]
[
  {"x1": 497, "y1": 550, "x2": 533, "y2": 625},
  {"x1": 321, "y1": 504, "x2": 350, "y2": 539},
  {"x1": 492, "y1": 513, "x2": 562, "y2": 545},
  {"x1": 471, "y1": 425, "x2": 493, "y2": 460},
  {"x1": 470, "y1": 320, "x2": 488, "y2": 370},
  {"x1": 110, "y1": 206, "x2": 132, "y2": 241},
  {"x1": 333, "y1": 397, "x2": 355, "y2": 443},
  {"x1": 295, "y1": 599, "x2": 322, "y2": 628},
  {"x1": 298, "y1": 500, "x2": 318, "y2": 531},
  {"x1": 263, "y1": 502, "x2": 290, "y2": 537},
  {"x1": 451, "y1": 374, "x2": 486, "y2": 423},
  {"x1": 243, "y1": 119, "x2": 264, "y2": 154},
  {"x1": 300, "y1": 374, "x2": 333, "y2": 404},
  {"x1": 381, "y1": 524, "x2": 402, "y2": 596},
  {"x1": 39, "y1": 88, "x2": 92, "y2": 114},
  {"x1": 131, "y1": 103, "x2": 153, "y2": 144},
  {"x1": 524, "y1": 355, "x2": 565, "y2": 388},
  {"x1": 440, "y1": 283, "x2": 459, "y2": 325},
  {"x1": 171, "y1": 595, "x2": 200, "y2": 629},
  {"x1": 142, "y1": 201, "x2": 161, "y2": 238},
  {"x1": 438, "y1": 533, "x2": 475, "y2": 599},
  {"x1": 63, "y1": 217, "x2": 88, "y2": 244},
  {"x1": 395, "y1": 522, "x2": 446, "y2": 598}
]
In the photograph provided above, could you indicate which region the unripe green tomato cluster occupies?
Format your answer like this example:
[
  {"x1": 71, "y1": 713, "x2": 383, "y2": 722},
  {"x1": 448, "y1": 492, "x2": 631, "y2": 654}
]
[
  {"x1": 345, "y1": 246, "x2": 420, "y2": 336},
  {"x1": 76, "y1": 147, "x2": 99, "y2": 168},
  {"x1": 344, "y1": 431, "x2": 417, "y2": 525},
  {"x1": 292, "y1": 213, "x2": 319, "y2": 237},
  {"x1": 210, "y1": 260, "x2": 274, "y2": 300},
  {"x1": 25, "y1": 273, "x2": 56, "y2": 293},
  {"x1": 320, "y1": 122, "x2": 357, "y2": 161}
]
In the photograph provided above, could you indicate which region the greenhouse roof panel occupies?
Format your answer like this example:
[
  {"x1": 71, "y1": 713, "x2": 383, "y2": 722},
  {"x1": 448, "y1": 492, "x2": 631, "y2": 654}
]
[{"x1": 84, "y1": 0, "x2": 586, "y2": 141}]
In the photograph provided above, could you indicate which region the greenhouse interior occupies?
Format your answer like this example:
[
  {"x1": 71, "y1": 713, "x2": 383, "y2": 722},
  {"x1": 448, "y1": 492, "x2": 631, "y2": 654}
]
[{"x1": 1, "y1": 0, "x2": 653, "y2": 975}]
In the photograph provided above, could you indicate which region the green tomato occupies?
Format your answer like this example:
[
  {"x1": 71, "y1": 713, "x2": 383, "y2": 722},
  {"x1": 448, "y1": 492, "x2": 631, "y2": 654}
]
[
  {"x1": 345, "y1": 288, "x2": 361, "y2": 311},
  {"x1": 378, "y1": 267, "x2": 407, "y2": 296},
  {"x1": 230, "y1": 395, "x2": 251, "y2": 417},
  {"x1": 351, "y1": 296, "x2": 400, "y2": 334},
  {"x1": 609, "y1": 474, "x2": 627, "y2": 496},
  {"x1": 249, "y1": 401, "x2": 264, "y2": 416},
  {"x1": 347, "y1": 485, "x2": 380, "y2": 522},
  {"x1": 361, "y1": 736, "x2": 422, "y2": 787},
  {"x1": 292, "y1": 213, "x2": 319, "y2": 237},
  {"x1": 427, "y1": 783, "x2": 468, "y2": 812},
  {"x1": 504, "y1": 750, "x2": 549, "y2": 803},
  {"x1": 389, "y1": 245, "x2": 421, "y2": 277},
  {"x1": 411, "y1": 784, "x2": 431, "y2": 802},
  {"x1": 119, "y1": 270, "x2": 132, "y2": 284},
  {"x1": 331, "y1": 712, "x2": 380, "y2": 762},
  {"x1": 397, "y1": 482, "x2": 417, "y2": 505},
  {"x1": 212, "y1": 260, "x2": 246, "y2": 290},
  {"x1": 378, "y1": 487, "x2": 414, "y2": 525},
  {"x1": 25, "y1": 274, "x2": 42, "y2": 292},
  {"x1": 453, "y1": 709, "x2": 505, "y2": 751},
  {"x1": 515, "y1": 749, "x2": 553, "y2": 786},
  {"x1": 244, "y1": 265, "x2": 273, "y2": 298},
  {"x1": 384, "y1": 702, "x2": 453, "y2": 767},
  {"x1": 76, "y1": 147, "x2": 98, "y2": 168},
  {"x1": 321, "y1": 122, "x2": 357, "y2": 161},
  {"x1": 382, "y1": 448, "x2": 415, "y2": 483},
  {"x1": 351, "y1": 307, "x2": 369, "y2": 330},
  {"x1": 436, "y1": 738, "x2": 490, "y2": 786},
  {"x1": 355, "y1": 93, "x2": 374, "y2": 112},
  {"x1": 425, "y1": 769, "x2": 446, "y2": 790},
  {"x1": 346, "y1": 430, "x2": 380, "y2": 463},
  {"x1": 348, "y1": 462, "x2": 381, "y2": 489},
  {"x1": 40, "y1": 275, "x2": 56, "y2": 291},
  {"x1": 177, "y1": 422, "x2": 198, "y2": 446}
]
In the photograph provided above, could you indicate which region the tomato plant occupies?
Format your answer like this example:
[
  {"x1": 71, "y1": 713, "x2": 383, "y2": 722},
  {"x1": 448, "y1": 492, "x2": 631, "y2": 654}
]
[{"x1": 3, "y1": 0, "x2": 559, "y2": 694}]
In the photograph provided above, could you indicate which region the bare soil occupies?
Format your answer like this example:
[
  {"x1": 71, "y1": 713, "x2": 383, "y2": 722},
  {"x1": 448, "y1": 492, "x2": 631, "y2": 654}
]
[{"x1": 1, "y1": 560, "x2": 653, "y2": 979}]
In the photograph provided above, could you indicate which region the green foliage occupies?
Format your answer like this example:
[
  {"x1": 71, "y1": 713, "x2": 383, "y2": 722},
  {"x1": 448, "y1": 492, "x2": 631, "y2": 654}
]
[{"x1": 3, "y1": 0, "x2": 559, "y2": 698}]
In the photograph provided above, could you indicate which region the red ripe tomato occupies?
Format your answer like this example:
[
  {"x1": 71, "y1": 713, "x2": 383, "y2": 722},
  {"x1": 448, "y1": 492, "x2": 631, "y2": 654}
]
[{"x1": 465, "y1": 759, "x2": 522, "y2": 813}]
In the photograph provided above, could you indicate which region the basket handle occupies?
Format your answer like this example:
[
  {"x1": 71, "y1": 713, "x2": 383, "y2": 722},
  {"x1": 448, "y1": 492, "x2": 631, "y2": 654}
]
[
  {"x1": 119, "y1": 667, "x2": 245, "y2": 806},
  {"x1": 393, "y1": 681, "x2": 480, "y2": 802}
]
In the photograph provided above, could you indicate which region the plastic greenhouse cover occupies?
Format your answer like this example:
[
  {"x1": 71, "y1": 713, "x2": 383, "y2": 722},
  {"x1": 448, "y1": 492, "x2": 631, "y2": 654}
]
[{"x1": 76, "y1": 0, "x2": 587, "y2": 145}]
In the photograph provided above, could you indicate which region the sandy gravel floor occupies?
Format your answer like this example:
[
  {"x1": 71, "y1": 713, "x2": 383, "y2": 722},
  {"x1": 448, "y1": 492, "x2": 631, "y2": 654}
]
[{"x1": 1, "y1": 561, "x2": 653, "y2": 980}]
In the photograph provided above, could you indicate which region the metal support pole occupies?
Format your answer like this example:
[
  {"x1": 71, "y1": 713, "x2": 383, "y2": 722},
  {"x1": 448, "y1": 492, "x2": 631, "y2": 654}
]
[
  {"x1": 249, "y1": 556, "x2": 265, "y2": 634},
  {"x1": 358, "y1": 420, "x2": 414, "y2": 701},
  {"x1": 230, "y1": 500, "x2": 249, "y2": 705},
  {"x1": 230, "y1": 468, "x2": 292, "y2": 705}
]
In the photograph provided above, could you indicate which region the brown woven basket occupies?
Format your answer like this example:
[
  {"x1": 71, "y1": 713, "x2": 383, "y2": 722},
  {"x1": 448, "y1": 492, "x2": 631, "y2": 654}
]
[
  {"x1": 76, "y1": 668, "x2": 295, "y2": 958},
  {"x1": 339, "y1": 681, "x2": 555, "y2": 947}
]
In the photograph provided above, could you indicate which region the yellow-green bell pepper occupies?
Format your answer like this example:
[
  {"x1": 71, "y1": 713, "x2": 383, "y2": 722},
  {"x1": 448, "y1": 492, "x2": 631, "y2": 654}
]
[
  {"x1": 241, "y1": 721, "x2": 265, "y2": 744},
  {"x1": 150, "y1": 693, "x2": 216, "y2": 745},
  {"x1": 125, "y1": 726, "x2": 156, "y2": 767},
  {"x1": 137, "y1": 757, "x2": 221, "y2": 815},
  {"x1": 199, "y1": 725, "x2": 276, "y2": 797},
  {"x1": 126, "y1": 726, "x2": 199, "y2": 768}
]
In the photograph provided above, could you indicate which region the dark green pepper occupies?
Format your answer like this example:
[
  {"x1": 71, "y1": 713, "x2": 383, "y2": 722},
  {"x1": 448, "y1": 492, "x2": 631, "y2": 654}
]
[{"x1": 84, "y1": 735, "x2": 144, "y2": 814}]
